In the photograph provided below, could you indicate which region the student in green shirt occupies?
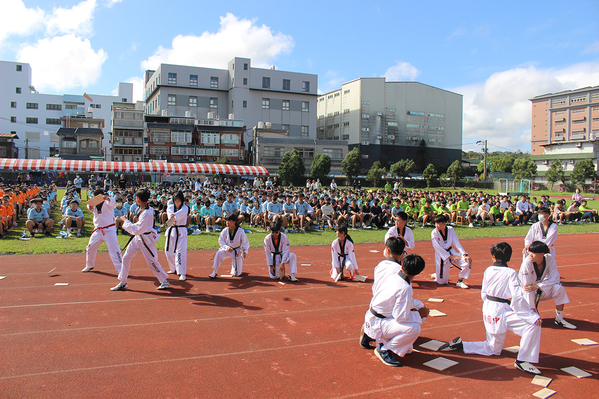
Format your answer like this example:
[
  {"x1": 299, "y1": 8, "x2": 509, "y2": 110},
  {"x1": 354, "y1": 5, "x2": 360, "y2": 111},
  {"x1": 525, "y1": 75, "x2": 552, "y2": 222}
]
[
  {"x1": 503, "y1": 205, "x2": 519, "y2": 226},
  {"x1": 417, "y1": 200, "x2": 435, "y2": 227},
  {"x1": 580, "y1": 200, "x2": 599, "y2": 222},
  {"x1": 489, "y1": 201, "x2": 503, "y2": 225}
]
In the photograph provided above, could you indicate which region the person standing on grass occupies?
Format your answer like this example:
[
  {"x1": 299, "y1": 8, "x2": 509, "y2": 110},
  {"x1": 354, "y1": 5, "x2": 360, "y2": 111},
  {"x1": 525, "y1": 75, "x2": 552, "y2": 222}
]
[
  {"x1": 439, "y1": 242, "x2": 543, "y2": 375},
  {"x1": 112, "y1": 188, "x2": 170, "y2": 291},
  {"x1": 523, "y1": 207, "x2": 557, "y2": 258},
  {"x1": 83, "y1": 189, "x2": 122, "y2": 273},
  {"x1": 430, "y1": 214, "x2": 472, "y2": 289}
]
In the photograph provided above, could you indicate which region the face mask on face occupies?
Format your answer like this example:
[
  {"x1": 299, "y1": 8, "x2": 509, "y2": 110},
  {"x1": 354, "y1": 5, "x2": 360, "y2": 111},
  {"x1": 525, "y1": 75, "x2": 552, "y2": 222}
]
[{"x1": 539, "y1": 215, "x2": 546, "y2": 222}]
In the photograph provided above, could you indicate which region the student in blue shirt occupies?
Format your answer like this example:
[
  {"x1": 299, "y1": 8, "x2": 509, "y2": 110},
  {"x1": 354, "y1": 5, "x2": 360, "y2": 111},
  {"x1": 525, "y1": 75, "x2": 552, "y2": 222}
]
[
  {"x1": 113, "y1": 199, "x2": 128, "y2": 234},
  {"x1": 223, "y1": 192, "x2": 242, "y2": 223},
  {"x1": 251, "y1": 199, "x2": 263, "y2": 227},
  {"x1": 294, "y1": 193, "x2": 312, "y2": 231},
  {"x1": 213, "y1": 196, "x2": 224, "y2": 230},
  {"x1": 64, "y1": 199, "x2": 85, "y2": 237},
  {"x1": 239, "y1": 197, "x2": 251, "y2": 225},
  {"x1": 26, "y1": 198, "x2": 54, "y2": 237}
]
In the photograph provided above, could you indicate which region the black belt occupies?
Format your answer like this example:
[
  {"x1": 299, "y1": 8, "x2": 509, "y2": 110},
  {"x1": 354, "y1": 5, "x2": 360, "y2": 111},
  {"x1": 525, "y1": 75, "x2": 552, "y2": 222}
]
[
  {"x1": 166, "y1": 225, "x2": 186, "y2": 252},
  {"x1": 271, "y1": 251, "x2": 281, "y2": 268},
  {"x1": 123, "y1": 231, "x2": 154, "y2": 258},
  {"x1": 486, "y1": 295, "x2": 511, "y2": 304},
  {"x1": 439, "y1": 247, "x2": 451, "y2": 279},
  {"x1": 338, "y1": 252, "x2": 347, "y2": 279},
  {"x1": 370, "y1": 308, "x2": 387, "y2": 319},
  {"x1": 231, "y1": 245, "x2": 241, "y2": 275}
]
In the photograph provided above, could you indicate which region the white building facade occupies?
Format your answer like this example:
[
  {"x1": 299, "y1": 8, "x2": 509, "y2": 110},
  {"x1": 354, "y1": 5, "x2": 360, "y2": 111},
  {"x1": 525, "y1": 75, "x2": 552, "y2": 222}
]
[
  {"x1": 143, "y1": 57, "x2": 318, "y2": 148},
  {"x1": 317, "y1": 78, "x2": 463, "y2": 168},
  {"x1": 0, "y1": 60, "x2": 133, "y2": 160}
]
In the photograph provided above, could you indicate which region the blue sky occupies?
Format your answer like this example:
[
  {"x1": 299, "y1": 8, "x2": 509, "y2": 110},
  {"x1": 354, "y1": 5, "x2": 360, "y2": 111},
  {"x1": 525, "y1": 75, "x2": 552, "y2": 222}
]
[{"x1": 2, "y1": 0, "x2": 599, "y2": 151}]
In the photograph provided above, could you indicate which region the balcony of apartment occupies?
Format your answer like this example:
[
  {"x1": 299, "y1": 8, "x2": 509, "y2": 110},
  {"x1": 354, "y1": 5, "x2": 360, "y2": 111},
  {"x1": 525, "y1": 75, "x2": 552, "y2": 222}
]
[{"x1": 113, "y1": 136, "x2": 144, "y2": 146}]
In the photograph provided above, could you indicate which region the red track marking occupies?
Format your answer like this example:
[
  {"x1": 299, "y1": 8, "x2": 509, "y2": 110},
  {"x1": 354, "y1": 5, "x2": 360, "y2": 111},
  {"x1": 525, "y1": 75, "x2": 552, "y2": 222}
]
[{"x1": 1, "y1": 233, "x2": 597, "y2": 398}]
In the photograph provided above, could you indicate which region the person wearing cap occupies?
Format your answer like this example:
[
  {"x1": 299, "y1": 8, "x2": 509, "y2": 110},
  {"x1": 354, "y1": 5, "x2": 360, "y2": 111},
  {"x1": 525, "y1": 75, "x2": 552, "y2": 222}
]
[
  {"x1": 26, "y1": 198, "x2": 54, "y2": 237},
  {"x1": 112, "y1": 188, "x2": 170, "y2": 291},
  {"x1": 164, "y1": 191, "x2": 190, "y2": 281},
  {"x1": 362, "y1": 239, "x2": 428, "y2": 367},
  {"x1": 209, "y1": 214, "x2": 250, "y2": 278},
  {"x1": 63, "y1": 199, "x2": 85, "y2": 237},
  {"x1": 263, "y1": 221, "x2": 299, "y2": 282}
]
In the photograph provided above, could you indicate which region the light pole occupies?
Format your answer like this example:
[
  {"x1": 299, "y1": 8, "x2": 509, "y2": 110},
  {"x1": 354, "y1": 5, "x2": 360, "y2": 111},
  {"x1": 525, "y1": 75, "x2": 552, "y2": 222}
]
[{"x1": 476, "y1": 140, "x2": 488, "y2": 180}]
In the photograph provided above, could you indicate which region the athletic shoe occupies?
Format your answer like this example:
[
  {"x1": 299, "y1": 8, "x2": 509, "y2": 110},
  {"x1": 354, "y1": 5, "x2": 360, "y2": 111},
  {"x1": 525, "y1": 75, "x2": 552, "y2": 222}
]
[
  {"x1": 179, "y1": 274, "x2": 186, "y2": 281},
  {"x1": 514, "y1": 360, "x2": 541, "y2": 375},
  {"x1": 30, "y1": 232, "x2": 35, "y2": 238},
  {"x1": 167, "y1": 270, "x2": 177, "y2": 274},
  {"x1": 430, "y1": 273, "x2": 437, "y2": 280},
  {"x1": 44, "y1": 231, "x2": 51, "y2": 237},
  {"x1": 76, "y1": 231, "x2": 82, "y2": 237},
  {"x1": 157, "y1": 281, "x2": 170, "y2": 290},
  {"x1": 110, "y1": 282, "x2": 127, "y2": 291},
  {"x1": 439, "y1": 337, "x2": 463, "y2": 352},
  {"x1": 374, "y1": 344, "x2": 401, "y2": 367},
  {"x1": 555, "y1": 319, "x2": 577, "y2": 329},
  {"x1": 360, "y1": 323, "x2": 375, "y2": 349},
  {"x1": 68, "y1": 231, "x2": 73, "y2": 237},
  {"x1": 468, "y1": 223, "x2": 474, "y2": 228},
  {"x1": 456, "y1": 281, "x2": 469, "y2": 289},
  {"x1": 81, "y1": 266, "x2": 94, "y2": 272},
  {"x1": 288, "y1": 275, "x2": 299, "y2": 282},
  {"x1": 208, "y1": 272, "x2": 217, "y2": 279}
]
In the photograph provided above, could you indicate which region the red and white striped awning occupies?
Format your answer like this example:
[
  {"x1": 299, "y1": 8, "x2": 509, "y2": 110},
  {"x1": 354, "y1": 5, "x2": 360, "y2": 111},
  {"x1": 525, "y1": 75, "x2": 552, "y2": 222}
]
[{"x1": 0, "y1": 159, "x2": 269, "y2": 176}]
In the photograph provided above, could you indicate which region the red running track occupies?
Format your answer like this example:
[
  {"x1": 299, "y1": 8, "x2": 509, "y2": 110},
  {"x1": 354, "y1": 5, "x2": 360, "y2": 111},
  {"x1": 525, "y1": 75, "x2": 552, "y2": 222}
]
[{"x1": 1, "y1": 233, "x2": 598, "y2": 398}]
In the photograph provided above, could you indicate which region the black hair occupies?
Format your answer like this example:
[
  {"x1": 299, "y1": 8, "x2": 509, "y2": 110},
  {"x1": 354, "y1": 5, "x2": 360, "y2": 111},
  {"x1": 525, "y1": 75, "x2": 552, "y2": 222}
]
[
  {"x1": 93, "y1": 188, "x2": 105, "y2": 197},
  {"x1": 173, "y1": 191, "x2": 185, "y2": 204},
  {"x1": 401, "y1": 254, "x2": 426, "y2": 276},
  {"x1": 226, "y1": 214, "x2": 238, "y2": 222},
  {"x1": 538, "y1": 206, "x2": 551, "y2": 215},
  {"x1": 336, "y1": 224, "x2": 354, "y2": 243},
  {"x1": 490, "y1": 242, "x2": 512, "y2": 263},
  {"x1": 385, "y1": 236, "x2": 406, "y2": 255},
  {"x1": 136, "y1": 188, "x2": 150, "y2": 203},
  {"x1": 396, "y1": 211, "x2": 408, "y2": 221},
  {"x1": 529, "y1": 241, "x2": 550, "y2": 254},
  {"x1": 270, "y1": 221, "x2": 282, "y2": 232},
  {"x1": 434, "y1": 214, "x2": 449, "y2": 224}
]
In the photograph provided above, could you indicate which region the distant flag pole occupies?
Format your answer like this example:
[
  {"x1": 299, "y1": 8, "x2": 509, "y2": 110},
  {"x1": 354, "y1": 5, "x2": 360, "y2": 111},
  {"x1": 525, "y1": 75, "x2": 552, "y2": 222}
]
[{"x1": 83, "y1": 93, "x2": 93, "y2": 102}]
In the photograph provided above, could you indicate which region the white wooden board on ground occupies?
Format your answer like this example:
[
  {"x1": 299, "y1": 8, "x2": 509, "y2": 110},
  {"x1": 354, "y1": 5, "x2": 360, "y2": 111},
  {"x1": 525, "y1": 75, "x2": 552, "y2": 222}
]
[
  {"x1": 353, "y1": 275, "x2": 367, "y2": 282},
  {"x1": 419, "y1": 340, "x2": 446, "y2": 351},
  {"x1": 428, "y1": 309, "x2": 446, "y2": 317},
  {"x1": 561, "y1": 366, "x2": 591, "y2": 378},
  {"x1": 571, "y1": 338, "x2": 598, "y2": 346},
  {"x1": 532, "y1": 388, "x2": 556, "y2": 399},
  {"x1": 422, "y1": 357, "x2": 458, "y2": 371},
  {"x1": 427, "y1": 298, "x2": 444, "y2": 303},
  {"x1": 369, "y1": 250, "x2": 380, "y2": 253},
  {"x1": 54, "y1": 283, "x2": 69, "y2": 286},
  {"x1": 503, "y1": 345, "x2": 520, "y2": 353},
  {"x1": 531, "y1": 375, "x2": 552, "y2": 387},
  {"x1": 0, "y1": 276, "x2": 6, "y2": 280}
]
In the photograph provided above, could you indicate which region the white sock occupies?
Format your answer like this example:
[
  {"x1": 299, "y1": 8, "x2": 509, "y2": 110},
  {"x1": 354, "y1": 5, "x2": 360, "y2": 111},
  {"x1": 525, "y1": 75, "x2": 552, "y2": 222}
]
[
  {"x1": 556, "y1": 310, "x2": 564, "y2": 321},
  {"x1": 77, "y1": 229, "x2": 81, "y2": 233}
]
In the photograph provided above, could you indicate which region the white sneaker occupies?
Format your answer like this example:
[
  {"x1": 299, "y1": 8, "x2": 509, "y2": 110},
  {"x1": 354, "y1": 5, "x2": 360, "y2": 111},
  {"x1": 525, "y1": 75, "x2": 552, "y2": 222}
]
[
  {"x1": 110, "y1": 282, "x2": 127, "y2": 291},
  {"x1": 514, "y1": 361, "x2": 541, "y2": 375},
  {"x1": 208, "y1": 271, "x2": 217, "y2": 279},
  {"x1": 68, "y1": 231, "x2": 73, "y2": 237},
  {"x1": 81, "y1": 266, "x2": 94, "y2": 272},
  {"x1": 179, "y1": 274, "x2": 186, "y2": 281},
  {"x1": 288, "y1": 275, "x2": 299, "y2": 282},
  {"x1": 167, "y1": 270, "x2": 177, "y2": 274},
  {"x1": 555, "y1": 319, "x2": 577, "y2": 329},
  {"x1": 430, "y1": 273, "x2": 437, "y2": 280},
  {"x1": 76, "y1": 231, "x2": 82, "y2": 237},
  {"x1": 157, "y1": 281, "x2": 170, "y2": 290},
  {"x1": 468, "y1": 223, "x2": 474, "y2": 228},
  {"x1": 456, "y1": 281, "x2": 469, "y2": 289}
]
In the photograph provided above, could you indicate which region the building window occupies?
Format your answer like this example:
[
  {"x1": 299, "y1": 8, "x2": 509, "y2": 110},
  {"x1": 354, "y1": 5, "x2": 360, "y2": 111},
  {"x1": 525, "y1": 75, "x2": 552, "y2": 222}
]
[
  {"x1": 428, "y1": 113, "x2": 444, "y2": 118},
  {"x1": 201, "y1": 132, "x2": 220, "y2": 144},
  {"x1": 344, "y1": 89, "x2": 350, "y2": 94},
  {"x1": 243, "y1": 100, "x2": 247, "y2": 108},
  {"x1": 243, "y1": 63, "x2": 248, "y2": 71},
  {"x1": 302, "y1": 101, "x2": 309, "y2": 112},
  {"x1": 171, "y1": 131, "x2": 192, "y2": 143},
  {"x1": 10, "y1": 101, "x2": 16, "y2": 108},
  {"x1": 243, "y1": 77, "x2": 248, "y2": 85},
  {"x1": 555, "y1": 120, "x2": 565, "y2": 126},
  {"x1": 361, "y1": 127, "x2": 369, "y2": 132},
  {"x1": 46, "y1": 104, "x2": 62, "y2": 111},
  {"x1": 189, "y1": 97, "x2": 197, "y2": 107},
  {"x1": 282, "y1": 124, "x2": 289, "y2": 131},
  {"x1": 62, "y1": 141, "x2": 77, "y2": 148},
  {"x1": 10, "y1": 116, "x2": 16, "y2": 123},
  {"x1": 388, "y1": 108, "x2": 395, "y2": 112},
  {"x1": 343, "y1": 122, "x2": 350, "y2": 127},
  {"x1": 342, "y1": 134, "x2": 349, "y2": 140},
  {"x1": 343, "y1": 109, "x2": 349, "y2": 114},
  {"x1": 572, "y1": 119, "x2": 585, "y2": 124},
  {"x1": 90, "y1": 104, "x2": 101, "y2": 109},
  {"x1": 323, "y1": 148, "x2": 343, "y2": 159},
  {"x1": 593, "y1": 106, "x2": 599, "y2": 111},
  {"x1": 572, "y1": 108, "x2": 585, "y2": 113},
  {"x1": 26, "y1": 117, "x2": 38, "y2": 124},
  {"x1": 555, "y1": 111, "x2": 564, "y2": 115},
  {"x1": 190, "y1": 75, "x2": 198, "y2": 86},
  {"x1": 262, "y1": 98, "x2": 270, "y2": 109},
  {"x1": 362, "y1": 101, "x2": 369, "y2": 105},
  {"x1": 168, "y1": 95, "x2": 176, "y2": 106},
  {"x1": 16, "y1": 87, "x2": 21, "y2": 94},
  {"x1": 209, "y1": 98, "x2": 218, "y2": 109},
  {"x1": 262, "y1": 77, "x2": 270, "y2": 89},
  {"x1": 46, "y1": 118, "x2": 61, "y2": 125},
  {"x1": 25, "y1": 132, "x2": 40, "y2": 142},
  {"x1": 168, "y1": 73, "x2": 177, "y2": 85},
  {"x1": 283, "y1": 79, "x2": 290, "y2": 91},
  {"x1": 16, "y1": 64, "x2": 22, "y2": 71},
  {"x1": 571, "y1": 96, "x2": 586, "y2": 103},
  {"x1": 301, "y1": 126, "x2": 309, "y2": 137},
  {"x1": 407, "y1": 123, "x2": 425, "y2": 129},
  {"x1": 552, "y1": 98, "x2": 567, "y2": 106},
  {"x1": 210, "y1": 76, "x2": 219, "y2": 88},
  {"x1": 407, "y1": 111, "x2": 425, "y2": 116},
  {"x1": 122, "y1": 98, "x2": 127, "y2": 102},
  {"x1": 387, "y1": 122, "x2": 399, "y2": 127},
  {"x1": 282, "y1": 100, "x2": 290, "y2": 111},
  {"x1": 362, "y1": 113, "x2": 369, "y2": 119}
]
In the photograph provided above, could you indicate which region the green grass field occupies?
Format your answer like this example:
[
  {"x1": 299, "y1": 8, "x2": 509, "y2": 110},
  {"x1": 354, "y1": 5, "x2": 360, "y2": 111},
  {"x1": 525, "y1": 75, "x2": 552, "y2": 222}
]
[{"x1": 1, "y1": 189, "x2": 597, "y2": 255}]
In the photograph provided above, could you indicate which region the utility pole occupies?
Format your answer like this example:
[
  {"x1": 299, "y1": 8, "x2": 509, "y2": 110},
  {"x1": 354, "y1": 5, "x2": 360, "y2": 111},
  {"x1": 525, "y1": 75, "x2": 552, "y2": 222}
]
[
  {"x1": 476, "y1": 139, "x2": 488, "y2": 180},
  {"x1": 25, "y1": 138, "x2": 29, "y2": 159}
]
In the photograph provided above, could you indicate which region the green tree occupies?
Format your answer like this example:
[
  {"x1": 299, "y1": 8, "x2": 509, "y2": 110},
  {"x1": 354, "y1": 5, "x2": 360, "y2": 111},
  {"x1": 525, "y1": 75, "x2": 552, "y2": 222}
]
[
  {"x1": 390, "y1": 159, "x2": 414, "y2": 184},
  {"x1": 571, "y1": 159, "x2": 596, "y2": 192},
  {"x1": 446, "y1": 159, "x2": 465, "y2": 188},
  {"x1": 512, "y1": 156, "x2": 537, "y2": 180},
  {"x1": 545, "y1": 160, "x2": 565, "y2": 190},
  {"x1": 341, "y1": 148, "x2": 362, "y2": 183},
  {"x1": 278, "y1": 149, "x2": 305, "y2": 186},
  {"x1": 214, "y1": 155, "x2": 230, "y2": 164},
  {"x1": 415, "y1": 139, "x2": 429, "y2": 172},
  {"x1": 367, "y1": 161, "x2": 386, "y2": 187},
  {"x1": 310, "y1": 153, "x2": 331, "y2": 183},
  {"x1": 422, "y1": 163, "x2": 438, "y2": 188}
]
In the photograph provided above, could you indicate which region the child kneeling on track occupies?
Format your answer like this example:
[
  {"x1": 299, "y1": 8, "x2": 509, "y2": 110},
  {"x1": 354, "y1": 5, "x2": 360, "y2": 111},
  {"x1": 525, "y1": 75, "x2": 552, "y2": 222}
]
[
  {"x1": 209, "y1": 214, "x2": 250, "y2": 278},
  {"x1": 263, "y1": 221, "x2": 299, "y2": 282},
  {"x1": 330, "y1": 225, "x2": 360, "y2": 281}
]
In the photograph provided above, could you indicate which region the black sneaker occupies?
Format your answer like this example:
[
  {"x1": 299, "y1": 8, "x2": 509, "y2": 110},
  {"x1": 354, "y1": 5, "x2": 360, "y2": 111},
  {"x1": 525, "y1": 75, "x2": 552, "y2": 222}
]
[
  {"x1": 555, "y1": 319, "x2": 577, "y2": 329},
  {"x1": 44, "y1": 231, "x2": 51, "y2": 237},
  {"x1": 360, "y1": 323, "x2": 375, "y2": 349},
  {"x1": 514, "y1": 360, "x2": 541, "y2": 375},
  {"x1": 439, "y1": 336, "x2": 463, "y2": 351},
  {"x1": 374, "y1": 344, "x2": 401, "y2": 367}
]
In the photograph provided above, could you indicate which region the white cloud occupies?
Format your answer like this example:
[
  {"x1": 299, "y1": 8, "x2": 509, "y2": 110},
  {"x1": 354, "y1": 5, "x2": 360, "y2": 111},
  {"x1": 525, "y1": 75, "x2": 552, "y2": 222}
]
[
  {"x1": 382, "y1": 61, "x2": 421, "y2": 81},
  {"x1": 18, "y1": 35, "x2": 107, "y2": 92},
  {"x1": 103, "y1": 0, "x2": 123, "y2": 8},
  {"x1": 0, "y1": 0, "x2": 45, "y2": 45},
  {"x1": 140, "y1": 13, "x2": 294, "y2": 70},
  {"x1": 124, "y1": 76, "x2": 144, "y2": 103},
  {"x1": 45, "y1": 0, "x2": 98, "y2": 37},
  {"x1": 582, "y1": 41, "x2": 599, "y2": 54},
  {"x1": 452, "y1": 61, "x2": 599, "y2": 151},
  {"x1": 319, "y1": 70, "x2": 346, "y2": 94}
]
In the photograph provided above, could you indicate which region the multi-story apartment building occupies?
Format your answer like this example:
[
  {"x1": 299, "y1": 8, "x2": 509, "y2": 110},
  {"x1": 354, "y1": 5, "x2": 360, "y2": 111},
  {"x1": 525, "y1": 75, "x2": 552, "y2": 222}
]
[
  {"x1": 146, "y1": 114, "x2": 245, "y2": 163},
  {"x1": 143, "y1": 57, "x2": 317, "y2": 150},
  {"x1": 0, "y1": 133, "x2": 19, "y2": 158},
  {"x1": 0, "y1": 60, "x2": 134, "y2": 160},
  {"x1": 317, "y1": 78, "x2": 463, "y2": 168},
  {"x1": 56, "y1": 115, "x2": 105, "y2": 159},
  {"x1": 111, "y1": 102, "x2": 144, "y2": 162},
  {"x1": 530, "y1": 85, "x2": 599, "y2": 182}
]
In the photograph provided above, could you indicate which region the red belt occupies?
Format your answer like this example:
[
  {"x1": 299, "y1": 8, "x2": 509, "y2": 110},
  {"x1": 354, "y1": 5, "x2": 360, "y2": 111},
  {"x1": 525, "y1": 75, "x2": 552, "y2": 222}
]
[{"x1": 92, "y1": 223, "x2": 116, "y2": 235}]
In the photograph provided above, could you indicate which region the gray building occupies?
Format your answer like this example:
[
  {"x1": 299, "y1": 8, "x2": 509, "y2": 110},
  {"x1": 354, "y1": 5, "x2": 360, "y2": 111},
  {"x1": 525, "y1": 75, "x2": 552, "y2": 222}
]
[
  {"x1": 111, "y1": 102, "x2": 145, "y2": 162},
  {"x1": 317, "y1": 78, "x2": 463, "y2": 168},
  {"x1": 143, "y1": 58, "x2": 317, "y2": 150}
]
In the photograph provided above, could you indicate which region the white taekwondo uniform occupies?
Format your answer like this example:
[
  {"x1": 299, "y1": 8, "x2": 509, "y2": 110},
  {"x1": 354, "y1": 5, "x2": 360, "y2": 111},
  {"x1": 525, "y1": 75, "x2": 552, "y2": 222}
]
[
  {"x1": 164, "y1": 203, "x2": 189, "y2": 275},
  {"x1": 330, "y1": 238, "x2": 359, "y2": 279},
  {"x1": 431, "y1": 226, "x2": 471, "y2": 284},
  {"x1": 384, "y1": 225, "x2": 415, "y2": 250},
  {"x1": 85, "y1": 197, "x2": 122, "y2": 272},
  {"x1": 263, "y1": 232, "x2": 297, "y2": 278},
  {"x1": 212, "y1": 226, "x2": 250, "y2": 276},
  {"x1": 519, "y1": 253, "x2": 569, "y2": 309},
  {"x1": 524, "y1": 221, "x2": 558, "y2": 258}
]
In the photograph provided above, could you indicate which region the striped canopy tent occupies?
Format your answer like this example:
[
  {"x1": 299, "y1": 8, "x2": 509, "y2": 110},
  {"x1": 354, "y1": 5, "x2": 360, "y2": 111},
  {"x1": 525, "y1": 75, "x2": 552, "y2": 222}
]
[{"x1": 0, "y1": 158, "x2": 269, "y2": 176}]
